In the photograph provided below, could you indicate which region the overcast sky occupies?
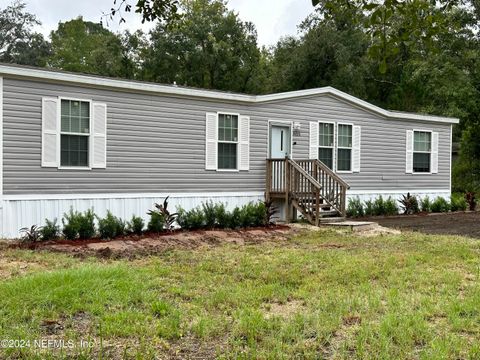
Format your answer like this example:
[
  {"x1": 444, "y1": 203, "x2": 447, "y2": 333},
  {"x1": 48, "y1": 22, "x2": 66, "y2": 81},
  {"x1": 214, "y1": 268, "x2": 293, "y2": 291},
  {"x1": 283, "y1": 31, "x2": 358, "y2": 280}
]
[{"x1": 15, "y1": 0, "x2": 314, "y2": 47}]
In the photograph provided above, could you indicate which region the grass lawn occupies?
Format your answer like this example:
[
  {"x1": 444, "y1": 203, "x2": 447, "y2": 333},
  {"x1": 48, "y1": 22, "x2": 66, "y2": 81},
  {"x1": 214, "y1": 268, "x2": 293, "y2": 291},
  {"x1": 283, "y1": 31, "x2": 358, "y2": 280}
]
[{"x1": 1, "y1": 229, "x2": 480, "y2": 359}]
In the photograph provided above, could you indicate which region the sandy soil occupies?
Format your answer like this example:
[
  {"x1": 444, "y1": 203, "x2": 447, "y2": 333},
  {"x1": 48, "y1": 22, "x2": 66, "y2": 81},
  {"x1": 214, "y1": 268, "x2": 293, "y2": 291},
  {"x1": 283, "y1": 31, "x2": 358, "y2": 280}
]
[{"x1": 8, "y1": 226, "x2": 297, "y2": 259}]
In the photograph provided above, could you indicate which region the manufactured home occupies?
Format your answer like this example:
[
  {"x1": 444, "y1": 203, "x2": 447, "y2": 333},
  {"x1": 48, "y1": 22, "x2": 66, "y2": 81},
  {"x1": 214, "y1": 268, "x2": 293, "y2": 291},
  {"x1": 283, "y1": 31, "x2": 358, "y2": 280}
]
[{"x1": 0, "y1": 64, "x2": 458, "y2": 238}]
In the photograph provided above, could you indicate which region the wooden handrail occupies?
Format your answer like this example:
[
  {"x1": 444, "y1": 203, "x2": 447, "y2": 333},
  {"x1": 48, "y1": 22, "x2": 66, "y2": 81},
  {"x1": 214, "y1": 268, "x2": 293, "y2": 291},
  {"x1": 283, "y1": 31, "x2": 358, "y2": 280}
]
[
  {"x1": 286, "y1": 159, "x2": 322, "y2": 190},
  {"x1": 265, "y1": 157, "x2": 349, "y2": 221},
  {"x1": 314, "y1": 160, "x2": 350, "y2": 189}
]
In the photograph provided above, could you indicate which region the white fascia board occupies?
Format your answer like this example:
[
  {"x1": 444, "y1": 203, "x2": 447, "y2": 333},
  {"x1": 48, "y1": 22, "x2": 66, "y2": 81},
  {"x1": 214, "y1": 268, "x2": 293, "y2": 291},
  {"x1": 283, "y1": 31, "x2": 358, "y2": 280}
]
[{"x1": 0, "y1": 64, "x2": 459, "y2": 124}]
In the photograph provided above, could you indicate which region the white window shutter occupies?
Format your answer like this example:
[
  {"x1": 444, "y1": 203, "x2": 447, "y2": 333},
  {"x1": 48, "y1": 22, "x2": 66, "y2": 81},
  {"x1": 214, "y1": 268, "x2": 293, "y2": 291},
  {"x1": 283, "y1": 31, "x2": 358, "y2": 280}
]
[
  {"x1": 309, "y1": 121, "x2": 319, "y2": 159},
  {"x1": 406, "y1": 130, "x2": 414, "y2": 174},
  {"x1": 431, "y1": 132, "x2": 439, "y2": 174},
  {"x1": 352, "y1": 125, "x2": 361, "y2": 173},
  {"x1": 41, "y1": 97, "x2": 59, "y2": 167},
  {"x1": 238, "y1": 115, "x2": 250, "y2": 171},
  {"x1": 205, "y1": 112, "x2": 218, "y2": 170},
  {"x1": 92, "y1": 102, "x2": 107, "y2": 169}
]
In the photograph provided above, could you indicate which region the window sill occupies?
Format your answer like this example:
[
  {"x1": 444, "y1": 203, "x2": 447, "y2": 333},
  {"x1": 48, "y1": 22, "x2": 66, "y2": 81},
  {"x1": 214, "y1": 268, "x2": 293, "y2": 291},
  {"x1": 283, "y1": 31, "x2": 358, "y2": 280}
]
[
  {"x1": 336, "y1": 170, "x2": 353, "y2": 174},
  {"x1": 58, "y1": 166, "x2": 92, "y2": 171},
  {"x1": 216, "y1": 169, "x2": 241, "y2": 172}
]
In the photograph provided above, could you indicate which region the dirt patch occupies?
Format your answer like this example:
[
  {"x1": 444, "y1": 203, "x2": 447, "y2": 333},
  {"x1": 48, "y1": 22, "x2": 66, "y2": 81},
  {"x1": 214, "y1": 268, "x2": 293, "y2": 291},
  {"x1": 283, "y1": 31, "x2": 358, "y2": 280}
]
[
  {"x1": 366, "y1": 212, "x2": 480, "y2": 239},
  {"x1": 263, "y1": 300, "x2": 305, "y2": 319},
  {"x1": 8, "y1": 225, "x2": 297, "y2": 259}
]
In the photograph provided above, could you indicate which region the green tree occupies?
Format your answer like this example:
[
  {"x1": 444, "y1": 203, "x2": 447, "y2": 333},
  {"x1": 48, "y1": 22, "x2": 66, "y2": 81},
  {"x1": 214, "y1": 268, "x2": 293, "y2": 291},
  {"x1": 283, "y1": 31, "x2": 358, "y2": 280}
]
[
  {"x1": 48, "y1": 17, "x2": 132, "y2": 77},
  {"x1": 140, "y1": 0, "x2": 263, "y2": 93},
  {"x1": 0, "y1": 1, "x2": 50, "y2": 66},
  {"x1": 105, "y1": 0, "x2": 180, "y2": 24},
  {"x1": 267, "y1": 9, "x2": 370, "y2": 97}
]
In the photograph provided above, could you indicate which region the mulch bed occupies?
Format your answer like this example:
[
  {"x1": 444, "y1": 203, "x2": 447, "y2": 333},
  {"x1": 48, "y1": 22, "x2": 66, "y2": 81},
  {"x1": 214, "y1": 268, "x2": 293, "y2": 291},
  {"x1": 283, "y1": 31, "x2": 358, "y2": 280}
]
[
  {"x1": 7, "y1": 225, "x2": 295, "y2": 259},
  {"x1": 363, "y1": 211, "x2": 480, "y2": 239}
]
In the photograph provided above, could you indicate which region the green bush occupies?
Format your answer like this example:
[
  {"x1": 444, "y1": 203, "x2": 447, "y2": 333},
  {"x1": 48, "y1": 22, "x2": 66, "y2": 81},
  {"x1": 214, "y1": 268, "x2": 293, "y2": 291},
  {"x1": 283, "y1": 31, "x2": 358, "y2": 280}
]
[
  {"x1": 148, "y1": 211, "x2": 165, "y2": 233},
  {"x1": 372, "y1": 196, "x2": 386, "y2": 216},
  {"x1": 128, "y1": 216, "x2": 144, "y2": 235},
  {"x1": 176, "y1": 201, "x2": 274, "y2": 230},
  {"x1": 229, "y1": 206, "x2": 242, "y2": 229},
  {"x1": 176, "y1": 206, "x2": 205, "y2": 230},
  {"x1": 77, "y1": 209, "x2": 96, "y2": 239},
  {"x1": 202, "y1": 201, "x2": 217, "y2": 229},
  {"x1": 431, "y1": 197, "x2": 450, "y2": 213},
  {"x1": 450, "y1": 194, "x2": 468, "y2": 212},
  {"x1": 40, "y1": 218, "x2": 60, "y2": 241},
  {"x1": 364, "y1": 200, "x2": 374, "y2": 216},
  {"x1": 384, "y1": 197, "x2": 398, "y2": 216},
  {"x1": 239, "y1": 202, "x2": 260, "y2": 227},
  {"x1": 62, "y1": 208, "x2": 96, "y2": 240},
  {"x1": 97, "y1": 211, "x2": 125, "y2": 239},
  {"x1": 347, "y1": 197, "x2": 364, "y2": 218},
  {"x1": 214, "y1": 202, "x2": 229, "y2": 228},
  {"x1": 420, "y1": 196, "x2": 431, "y2": 212}
]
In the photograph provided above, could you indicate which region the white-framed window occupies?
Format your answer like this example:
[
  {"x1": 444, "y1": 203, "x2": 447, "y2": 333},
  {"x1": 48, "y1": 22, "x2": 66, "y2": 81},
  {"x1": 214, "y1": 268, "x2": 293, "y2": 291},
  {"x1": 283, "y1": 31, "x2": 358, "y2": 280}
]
[
  {"x1": 413, "y1": 130, "x2": 432, "y2": 173},
  {"x1": 205, "y1": 112, "x2": 249, "y2": 171},
  {"x1": 217, "y1": 113, "x2": 239, "y2": 170},
  {"x1": 310, "y1": 121, "x2": 360, "y2": 172},
  {"x1": 318, "y1": 122, "x2": 335, "y2": 169},
  {"x1": 337, "y1": 123, "x2": 353, "y2": 172},
  {"x1": 60, "y1": 99, "x2": 90, "y2": 167},
  {"x1": 41, "y1": 97, "x2": 107, "y2": 169}
]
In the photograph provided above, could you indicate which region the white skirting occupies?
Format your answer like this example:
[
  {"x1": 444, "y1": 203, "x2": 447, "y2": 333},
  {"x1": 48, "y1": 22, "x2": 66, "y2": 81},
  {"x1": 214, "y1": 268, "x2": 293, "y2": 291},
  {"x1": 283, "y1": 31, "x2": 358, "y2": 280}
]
[
  {"x1": 0, "y1": 192, "x2": 264, "y2": 239},
  {"x1": 0, "y1": 189, "x2": 451, "y2": 239},
  {"x1": 346, "y1": 189, "x2": 451, "y2": 203}
]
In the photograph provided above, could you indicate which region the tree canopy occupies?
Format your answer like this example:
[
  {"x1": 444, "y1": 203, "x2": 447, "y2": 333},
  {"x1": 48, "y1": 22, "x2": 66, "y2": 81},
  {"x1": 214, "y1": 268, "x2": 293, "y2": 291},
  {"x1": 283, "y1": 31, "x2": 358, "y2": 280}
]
[{"x1": 0, "y1": 1, "x2": 50, "y2": 66}]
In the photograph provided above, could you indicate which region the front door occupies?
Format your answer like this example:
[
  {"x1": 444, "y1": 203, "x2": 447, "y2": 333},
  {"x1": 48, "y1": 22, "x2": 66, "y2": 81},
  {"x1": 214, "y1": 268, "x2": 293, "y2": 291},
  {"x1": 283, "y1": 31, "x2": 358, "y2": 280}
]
[{"x1": 270, "y1": 125, "x2": 291, "y2": 158}]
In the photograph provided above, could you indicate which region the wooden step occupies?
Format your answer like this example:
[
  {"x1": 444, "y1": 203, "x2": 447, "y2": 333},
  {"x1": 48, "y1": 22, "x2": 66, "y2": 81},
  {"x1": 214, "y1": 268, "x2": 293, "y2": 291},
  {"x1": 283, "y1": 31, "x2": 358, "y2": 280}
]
[
  {"x1": 318, "y1": 216, "x2": 346, "y2": 223},
  {"x1": 317, "y1": 210, "x2": 341, "y2": 218}
]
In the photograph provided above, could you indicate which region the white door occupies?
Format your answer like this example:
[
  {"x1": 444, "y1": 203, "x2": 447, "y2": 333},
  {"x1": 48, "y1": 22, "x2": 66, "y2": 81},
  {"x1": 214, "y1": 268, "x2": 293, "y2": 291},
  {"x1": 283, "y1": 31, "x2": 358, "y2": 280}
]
[{"x1": 270, "y1": 125, "x2": 291, "y2": 158}]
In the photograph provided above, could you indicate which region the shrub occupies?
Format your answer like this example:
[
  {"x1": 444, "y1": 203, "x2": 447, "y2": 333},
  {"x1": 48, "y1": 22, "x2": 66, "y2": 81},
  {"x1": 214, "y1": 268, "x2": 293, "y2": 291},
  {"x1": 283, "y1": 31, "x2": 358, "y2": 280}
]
[
  {"x1": 238, "y1": 202, "x2": 259, "y2": 228},
  {"x1": 97, "y1": 211, "x2": 125, "y2": 239},
  {"x1": 19, "y1": 225, "x2": 42, "y2": 242},
  {"x1": 384, "y1": 197, "x2": 398, "y2": 216},
  {"x1": 62, "y1": 209, "x2": 81, "y2": 240},
  {"x1": 128, "y1": 216, "x2": 144, "y2": 235},
  {"x1": 148, "y1": 211, "x2": 165, "y2": 233},
  {"x1": 465, "y1": 192, "x2": 476, "y2": 211},
  {"x1": 176, "y1": 206, "x2": 205, "y2": 230},
  {"x1": 202, "y1": 201, "x2": 217, "y2": 229},
  {"x1": 40, "y1": 218, "x2": 60, "y2": 241},
  {"x1": 364, "y1": 200, "x2": 374, "y2": 216},
  {"x1": 229, "y1": 206, "x2": 242, "y2": 229},
  {"x1": 450, "y1": 194, "x2": 467, "y2": 212},
  {"x1": 399, "y1": 193, "x2": 419, "y2": 215},
  {"x1": 149, "y1": 197, "x2": 178, "y2": 231},
  {"x1": 372, "y1": 196, "x2": 386, "y2": 216},
  {"x1": 77, "y1": 209, "x2": 96, "y2": 239},
  {"x1": 420, "y1": 196, "x2": 431, "y2": 212},
  {"x1": 347, "y1": 197, "x2": 364, "y2": 218},
  {"x1": 214, "y1": 202, "x2": 229, "y2": 228},
  {"x1": 431, "y1": 197, "x2": 450, "y2": 213}
]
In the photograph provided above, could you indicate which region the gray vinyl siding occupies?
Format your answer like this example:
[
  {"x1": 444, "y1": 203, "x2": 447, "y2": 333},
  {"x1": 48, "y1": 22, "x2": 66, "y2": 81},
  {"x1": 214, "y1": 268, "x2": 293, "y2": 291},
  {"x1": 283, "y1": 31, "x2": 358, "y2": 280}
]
[
  {"x1": 255, "y1": 96, "x2": 451, "y2": 191},
  {"x1": 2, "y1": 77, "x2": 452, "y2": 195}
]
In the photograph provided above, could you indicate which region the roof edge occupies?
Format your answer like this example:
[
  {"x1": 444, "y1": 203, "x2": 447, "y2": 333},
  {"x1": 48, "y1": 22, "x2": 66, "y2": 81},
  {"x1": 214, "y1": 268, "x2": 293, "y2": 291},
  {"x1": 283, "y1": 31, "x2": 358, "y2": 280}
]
[{"x1": 0, "y1": 64, "x2": 459, "y2": 124}]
